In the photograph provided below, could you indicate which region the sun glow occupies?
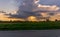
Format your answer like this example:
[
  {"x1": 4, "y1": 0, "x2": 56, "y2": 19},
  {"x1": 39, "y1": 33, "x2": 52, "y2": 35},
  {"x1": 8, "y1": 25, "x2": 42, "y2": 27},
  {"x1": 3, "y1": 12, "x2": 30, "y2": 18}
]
[
  {"x1": 27, "y1": 16, "x2": 37, "y2": 21},
  {"x1": 0, "y1": 0, "x2": 60, "y2": 21}
]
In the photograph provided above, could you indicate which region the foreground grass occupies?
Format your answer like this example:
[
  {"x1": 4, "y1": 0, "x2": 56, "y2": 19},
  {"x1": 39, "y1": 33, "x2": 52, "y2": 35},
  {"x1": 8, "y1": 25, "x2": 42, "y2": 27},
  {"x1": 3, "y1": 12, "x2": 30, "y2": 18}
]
[{"x1": 0, "y1": 21, "x2": 60, "y2": 30}]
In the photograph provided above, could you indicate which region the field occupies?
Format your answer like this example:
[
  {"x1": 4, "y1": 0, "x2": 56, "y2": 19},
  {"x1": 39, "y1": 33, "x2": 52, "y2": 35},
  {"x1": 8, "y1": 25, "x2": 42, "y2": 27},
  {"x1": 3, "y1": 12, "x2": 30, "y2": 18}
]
[{"x1": 0, "y1": 21, "x2": 60, "y2": 30}]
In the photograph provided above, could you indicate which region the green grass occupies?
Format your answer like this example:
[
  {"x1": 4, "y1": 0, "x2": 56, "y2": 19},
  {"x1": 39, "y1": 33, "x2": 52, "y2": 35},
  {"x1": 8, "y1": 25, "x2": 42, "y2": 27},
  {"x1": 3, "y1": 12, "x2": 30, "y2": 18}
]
[{"x1": 0, "y1": 21, "x2": 60, "y2": 30}]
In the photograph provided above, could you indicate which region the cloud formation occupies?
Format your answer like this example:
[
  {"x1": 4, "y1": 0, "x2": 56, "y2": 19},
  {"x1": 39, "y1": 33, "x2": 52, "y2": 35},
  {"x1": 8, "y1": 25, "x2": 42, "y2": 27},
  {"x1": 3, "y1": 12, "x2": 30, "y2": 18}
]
[{"x1": 4, "y1": 0, "x2": 60, "y2": 21}]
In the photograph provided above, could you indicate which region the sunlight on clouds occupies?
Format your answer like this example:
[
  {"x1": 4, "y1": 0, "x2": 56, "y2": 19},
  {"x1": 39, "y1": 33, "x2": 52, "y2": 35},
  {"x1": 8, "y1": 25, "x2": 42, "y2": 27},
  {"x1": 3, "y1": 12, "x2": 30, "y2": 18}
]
[
  {"x1": 34, "y1": 0, "x2": 39, "y2": 4},
  {"x1": 9, "y1": 10, "x2": 18, "y2": 15},
  {"x1": 27, "y1": 16, "x2": 38, "y2": 21},
  {"x1": 37, "y1": 4, "x2": 60, "y2": 11},
  {"x1": 49, "y1": 13, "x2": 60, "y2": 21},
  {"x1": 41, "y1": 13, "x2": 49, "y2": 17},
  {"x1": 0, "y1": 0, "x2": 60, "y2": 21},
  {"x1": 0, "y1": 13, "x2": 25, "y2": 21},
  {"x1": 0, "y1": 13, "x2": 10, "y2": 21},
  {"x1": 5, "y1": 0, "x2": 60, "y2": 21},
  {"x1": 4, "y1": 9, "x2": 18, "y2": 15},
  {"x1": 8, "y1": 18, "x2": 25, "y2": 21}
]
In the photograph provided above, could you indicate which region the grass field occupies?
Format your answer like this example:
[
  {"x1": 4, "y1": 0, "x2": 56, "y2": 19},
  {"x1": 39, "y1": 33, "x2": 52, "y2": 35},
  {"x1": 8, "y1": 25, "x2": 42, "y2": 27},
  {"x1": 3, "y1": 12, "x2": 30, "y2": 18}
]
[{"x1": 0, "y1": 21, "x2": 60, "y2": 30}]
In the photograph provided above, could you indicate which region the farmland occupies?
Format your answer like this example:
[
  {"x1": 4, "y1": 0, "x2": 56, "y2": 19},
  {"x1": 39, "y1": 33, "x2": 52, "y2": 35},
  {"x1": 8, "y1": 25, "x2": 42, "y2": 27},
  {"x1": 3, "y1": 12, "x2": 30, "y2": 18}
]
[{"x1": 0, "y1": 21, "x2": 60, "y2": 30}]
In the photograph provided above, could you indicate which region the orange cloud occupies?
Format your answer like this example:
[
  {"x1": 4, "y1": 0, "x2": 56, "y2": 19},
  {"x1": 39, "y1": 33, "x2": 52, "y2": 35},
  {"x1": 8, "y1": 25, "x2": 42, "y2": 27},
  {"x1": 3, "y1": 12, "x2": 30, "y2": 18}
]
[
  {"x1": 0, "y1": 13, "x2": 25, "y2": 21},
  {"x1": 49, "y1": 13, "x2": 60, "y2": 21}
]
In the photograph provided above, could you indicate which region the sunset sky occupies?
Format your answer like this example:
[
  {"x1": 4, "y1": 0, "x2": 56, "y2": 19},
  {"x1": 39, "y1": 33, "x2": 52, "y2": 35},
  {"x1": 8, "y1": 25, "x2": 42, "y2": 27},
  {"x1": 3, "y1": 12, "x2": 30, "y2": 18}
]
[{"x1": 0, "y1": 0, "x2": 60, "y2": 21}]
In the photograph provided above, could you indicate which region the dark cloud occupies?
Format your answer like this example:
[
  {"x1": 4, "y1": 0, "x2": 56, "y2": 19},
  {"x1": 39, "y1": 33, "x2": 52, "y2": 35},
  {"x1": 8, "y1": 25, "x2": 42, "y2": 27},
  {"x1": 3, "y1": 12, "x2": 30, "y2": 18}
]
[
  {"x1": 8, "y1": 0, "x2": 41, "y2": 18},
  {"x1": 8, "y1": 11, "x2": 42, "y2": 18},
  {"x1": 6, "y1": 0, "x2": 60, "y2": 20}
]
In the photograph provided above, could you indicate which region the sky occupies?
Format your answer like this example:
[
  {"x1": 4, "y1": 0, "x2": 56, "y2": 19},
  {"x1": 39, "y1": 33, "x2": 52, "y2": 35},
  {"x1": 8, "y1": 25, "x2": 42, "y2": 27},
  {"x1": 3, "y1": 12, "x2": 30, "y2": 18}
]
[
  {"x1": 0, "y1": 0, "x2": 59, "y2": 11},
  {"x1": 0, "y1": 0, "x2": 60, "y2": 12},
  {"x1": 0, "y1": 0, "x2": 60, "y2": 21},
  {"x1": 0, "y1": 0, "x2": 18, "y2": 14},
  {"x1": 40, "y1": 0, "x2": 60, "y2": 6}
]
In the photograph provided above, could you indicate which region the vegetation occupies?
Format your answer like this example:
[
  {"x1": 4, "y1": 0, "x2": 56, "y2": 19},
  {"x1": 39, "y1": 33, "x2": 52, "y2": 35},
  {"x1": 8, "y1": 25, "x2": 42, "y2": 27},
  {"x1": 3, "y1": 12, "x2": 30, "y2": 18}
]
[{"x1": 0, "y1": 21, "x2": 60, "y2": 30}]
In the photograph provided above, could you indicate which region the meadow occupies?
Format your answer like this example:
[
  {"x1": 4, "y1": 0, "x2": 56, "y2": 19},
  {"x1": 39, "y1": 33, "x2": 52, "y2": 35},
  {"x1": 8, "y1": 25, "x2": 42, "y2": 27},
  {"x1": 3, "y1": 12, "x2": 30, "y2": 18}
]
[{"x1": 0, "y1": 21, "x2": 60, "y2": 30}]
